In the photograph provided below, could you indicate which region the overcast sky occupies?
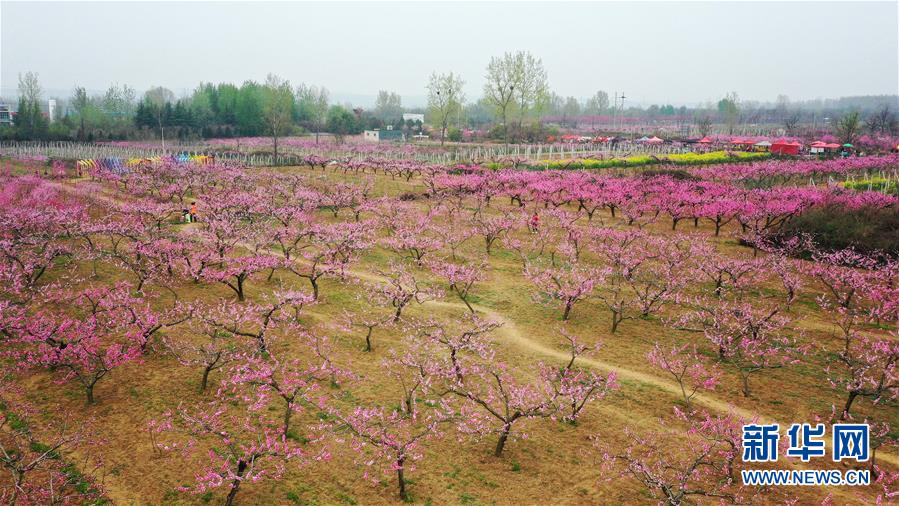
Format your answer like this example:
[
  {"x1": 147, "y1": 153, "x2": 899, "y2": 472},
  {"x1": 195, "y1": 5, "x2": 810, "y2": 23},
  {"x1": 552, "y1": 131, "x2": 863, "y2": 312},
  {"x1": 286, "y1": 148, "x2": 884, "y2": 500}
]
[{"x1": 2, "y1": 1, "x2": 897, "y2": 107}]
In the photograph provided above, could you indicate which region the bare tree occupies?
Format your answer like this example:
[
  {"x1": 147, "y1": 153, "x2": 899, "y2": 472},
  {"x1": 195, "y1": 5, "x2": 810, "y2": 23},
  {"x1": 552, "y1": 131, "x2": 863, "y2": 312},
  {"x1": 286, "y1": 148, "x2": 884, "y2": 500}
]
[
  {"x1": 783, "y1": 113, "x2": 801, "y2": 136},
  {"x1": 374, "y1": 90, "x2": 403, "y2": 122},
  {"x1": 694, "y1": 115, "x2": 712, "y2": 137},
  {"x1": 585, "y1": 90, "x2": 609, "y2": 114},
  {"x1": 585, "y1": 91, "x2": 609, "y2": 130},
  {"x1": 562, "y1": 96, "x2": 581, "y2": 128},
  {"x1": 262, "y1": 74, "x2": 295, "y2": 158},
  {"x1": 18, "y1": 71, "x2": 42, "y2": 104},
  {"x1": 880, "y1": 106, "x2": 898, "y2": 135},
  {"x1": 144, "y1": 86, "x2": 175, "y2": 150},
  {"x1": 717, "y1": 92, "x2": 740, "y2": 135},
  {"x1": 71, "y1": 86, "x2": 90, "y2": 140},
  {"x1": 427, "y1": 72, "x2": 465, "y2": 145},
  {"x1": 865, "y1": 106, "x2": 897, "y2": 136},
  {"x1": 296, "y1": 84, "x2": 330, "y2": 143},
  {"x1": 16, "y1": 72, "x2": 44, "y2": 136},
  {"x1": 513, "y1": 52, "x2": 549, "y2": 133},
  {"x1": 102, "y1": 83, "x2": 136, "y2": 118},
  {"x1": 775, "y1": 94, "x2": 790, "y2": 122},
  {"x1": 484, "y1": 53, "x2": 520, "y2": 144},
  {"x1": 836, "y1": 111, "x2": 862, "y2": 145}
]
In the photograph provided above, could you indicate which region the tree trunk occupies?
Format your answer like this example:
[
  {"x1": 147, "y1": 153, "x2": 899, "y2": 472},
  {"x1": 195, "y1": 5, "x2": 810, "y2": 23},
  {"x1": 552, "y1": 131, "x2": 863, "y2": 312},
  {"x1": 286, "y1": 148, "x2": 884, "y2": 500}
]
[
  {"x1": 225, "y1": 478, "x2": 242, "y2": 506},
  {"x1": 502, "y1": 109, "x2": 509, "y2": 146},
  {"x1": 10, "y1": 471, "x2": 24, "y2": 506},
  {"x1": 364, "y1": 327, "x2": 373, "y2": 352},
  {"x1": 459, "y1": 293, "x2": 475, "y2": 314},
  {"x1": 236, "y1": 276, "x2": 245, "y2": 302},
  {"x1": 283, "y1": 401, "x2": 292, "y2": 437},
  {"x1": 201, "y1": 365, "x2": 212, "y2": 392},
  {"x1": 256, "y1": 334, "x2": 268, "y2": 354},
  {"x1": 309, "y1": 278, "x2": 319, "y2": 301},
  {"x1": 841, "y1": 391, "x2": 859, "y2": 420},
  {"x1": 494, "y1": 425, "x2": 511, "y2": 457},
  {"x1": 610, "y1": 311, "x2": 621, "y2": 333},
  {"x1": 85, "y1": 383, "x2": 95, "y2": 405},
  {"x1": 225, "y1": 460, "x2": 248, "y2": 506},
  {"x1": 740, "y1": 373, "x2": 751, "y2": 398},
  {"x1": 451, "y1": 349, "x2": 463, "y2": 383},
  {"x1": 396, "y1": 457, "x2": 408, "y2": 501},
  {"x1": 870, "y1": 448, "x2": 879, "y2": 480},
  {"x1": 562, "y1": 302, "x2": 573, "y2": 321}
]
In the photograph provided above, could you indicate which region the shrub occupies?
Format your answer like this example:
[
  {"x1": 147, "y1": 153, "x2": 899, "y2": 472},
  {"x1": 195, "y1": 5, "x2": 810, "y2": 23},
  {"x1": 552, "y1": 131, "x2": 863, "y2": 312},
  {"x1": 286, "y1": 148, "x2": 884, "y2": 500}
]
[
  {"x1": 773, "y1": 204, "x2": 899, "y2": 256},
  {"x1": 639, "y1": 168, "x2": 699, "y2": 180}
]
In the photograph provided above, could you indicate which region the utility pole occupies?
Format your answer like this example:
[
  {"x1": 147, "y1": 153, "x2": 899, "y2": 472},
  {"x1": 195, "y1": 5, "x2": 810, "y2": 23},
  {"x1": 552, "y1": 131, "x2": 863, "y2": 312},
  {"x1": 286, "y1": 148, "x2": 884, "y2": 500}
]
[{"x1": 613, "y1": 92, "x2": 618, "y2": 132}]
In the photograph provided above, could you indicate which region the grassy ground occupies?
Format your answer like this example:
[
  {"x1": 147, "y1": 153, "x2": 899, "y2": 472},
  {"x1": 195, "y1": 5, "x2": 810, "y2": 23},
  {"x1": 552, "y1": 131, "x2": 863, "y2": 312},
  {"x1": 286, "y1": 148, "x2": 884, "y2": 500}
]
[{"x1": 4, "y1": 162, "x2": 896, "y2": 505}]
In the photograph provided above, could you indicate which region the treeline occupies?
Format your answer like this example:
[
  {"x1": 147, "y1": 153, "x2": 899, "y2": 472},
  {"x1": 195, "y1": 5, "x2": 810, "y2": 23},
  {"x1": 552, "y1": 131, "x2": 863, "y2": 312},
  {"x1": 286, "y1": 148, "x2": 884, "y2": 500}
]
[
  {"x1": 1, "y1": 73, "x2": 424, "y2": 145},
  {"x1": 3, "y1": 62, "x2": 899, "y2": 144}
]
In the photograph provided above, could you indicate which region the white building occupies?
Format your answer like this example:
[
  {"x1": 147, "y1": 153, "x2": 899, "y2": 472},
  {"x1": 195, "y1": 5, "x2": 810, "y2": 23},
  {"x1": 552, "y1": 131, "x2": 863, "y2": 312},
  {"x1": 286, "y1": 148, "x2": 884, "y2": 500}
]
[
  {"x1": 363, "y1": 126, "x2": 405, "y2": 143},
  {"x1": 0, "y1": 103, "x2": 12, "y2": 126},
  {"x1": 48, "y1": 99, "x2": 57, "y2": 122},
  {"x1": 402, "y1": 113, "x2": 424, "y2": 124}
]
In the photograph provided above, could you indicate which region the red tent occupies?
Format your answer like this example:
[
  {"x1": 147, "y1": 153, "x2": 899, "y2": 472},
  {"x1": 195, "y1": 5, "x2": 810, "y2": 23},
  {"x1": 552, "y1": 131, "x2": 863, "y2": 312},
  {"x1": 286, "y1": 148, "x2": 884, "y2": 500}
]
[
  {"x1": 771, "y1": 141, "x2": 801, "y2": 155},
  {"x1": 646, "y1": 136, "x2": 664, "y2": 144},
  {"x1": 698, "y1": 137, "x2": 712, "y2": 144}
]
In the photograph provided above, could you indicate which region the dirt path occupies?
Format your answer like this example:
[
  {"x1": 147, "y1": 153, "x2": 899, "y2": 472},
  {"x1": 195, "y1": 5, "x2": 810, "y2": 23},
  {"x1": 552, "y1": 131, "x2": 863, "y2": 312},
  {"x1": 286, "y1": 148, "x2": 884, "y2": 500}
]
[{"x1": 425, "y1": 299, "x2": 753, "y2": 417}]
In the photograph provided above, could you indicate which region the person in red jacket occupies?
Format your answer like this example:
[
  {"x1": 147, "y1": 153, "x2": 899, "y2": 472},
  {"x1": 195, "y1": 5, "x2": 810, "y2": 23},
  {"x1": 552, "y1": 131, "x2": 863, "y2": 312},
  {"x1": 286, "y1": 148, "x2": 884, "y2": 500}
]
[{"x1": 529, "y1": 212, "x2": 539, "y2": 232}]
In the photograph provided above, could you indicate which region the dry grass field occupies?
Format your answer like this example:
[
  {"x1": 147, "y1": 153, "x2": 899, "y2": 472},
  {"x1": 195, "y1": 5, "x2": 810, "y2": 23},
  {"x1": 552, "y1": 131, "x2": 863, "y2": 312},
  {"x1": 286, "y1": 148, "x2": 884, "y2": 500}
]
[{"x1": 2, "y1": 160, "x2": 896, "y2": 505}]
